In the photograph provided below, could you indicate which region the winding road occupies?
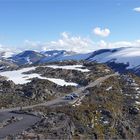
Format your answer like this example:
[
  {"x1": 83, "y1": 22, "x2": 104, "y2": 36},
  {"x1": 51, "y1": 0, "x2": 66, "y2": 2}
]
[{"x1": 0, "y1": 72, "x2": 119, "y2": 138}]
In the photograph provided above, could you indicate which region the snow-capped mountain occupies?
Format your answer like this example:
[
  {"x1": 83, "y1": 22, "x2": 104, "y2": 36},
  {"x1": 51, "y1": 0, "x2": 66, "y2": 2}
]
[
  {"x1": 0, "y1": 51, "x2": 15, "y2": 59},
  {"x1": 41, "y1": 50, "x2": 76, "y2": 57},
  {"x1": 39, "y1": 47, "x2": 140, "y2": 75},
  {"x1": 87, "y1": 47, "x2": 140, "y2": 68},
  {"x1": 8, "y1": 50, "x2": 77, "y2": 65},
  {"x1": 85, "y1": 47, "x2": 140, "y2": 75},
  {"x1": 40, "y1": 50, "x2": 77, "y2": 63},
  {"x1": 40, "y1": 51, "x2": 91, "y2": 63},
  {"x1": 0, "y1": 50, "x2": 18, "y2": 71},
  {"x1": 0, "y1": 59, "x2": 18, "y2": 71},
  {"x1": 2, "y1": 47, "x2": 140, "y2": 76},
  {"x1": 9, "y1": 50, "x2": 45, "y2": 65}
]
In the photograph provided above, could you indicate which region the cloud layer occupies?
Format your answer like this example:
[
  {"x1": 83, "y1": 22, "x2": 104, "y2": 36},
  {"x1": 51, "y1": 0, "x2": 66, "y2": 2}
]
[
  {"x1": 97, "y1": 40, "x2": 140, "y2": 49},
  {"x1": 133, "y1": 7, "x2": 140, "y2": 12},
  {"x1": 23, "y1": 33, "x2": 140, "y2": 53},
  {"x1": 1, "y1": 32, "x2": 140, "y2": 54},
  {"x1": 43, "y1": 32, "x2": 95, "y2": 53},
  {"x1": 24, "y1": 32, "x2": 95, "y2": 53},
  {"x1": 93, "y1": 27, "x2": 110, "y2": 37}
]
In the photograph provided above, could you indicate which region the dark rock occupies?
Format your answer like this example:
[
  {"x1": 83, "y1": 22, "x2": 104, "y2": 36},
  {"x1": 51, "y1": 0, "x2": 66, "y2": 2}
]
[
  {"x1": 101, "y1": 109, "x2": 112, "y2": 118},
  {"x1": 129, "y1": 107, "x2": 139, "y2": 115}
]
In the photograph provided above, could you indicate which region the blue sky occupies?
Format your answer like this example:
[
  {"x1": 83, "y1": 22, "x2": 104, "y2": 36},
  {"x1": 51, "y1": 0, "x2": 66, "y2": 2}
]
[{"x1": 0, "y1": 0, "x2": 140, "y2": 52}]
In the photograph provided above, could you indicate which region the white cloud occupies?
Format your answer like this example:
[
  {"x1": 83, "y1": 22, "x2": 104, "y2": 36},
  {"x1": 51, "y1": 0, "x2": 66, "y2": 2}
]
[
  {"x1": 98, "y1": 40, "x2": 107, "y2": 47},
  {"x1": 98, "y1": 40, "x2": 140, "y2": 49},
  {"x1": 93, "y1": 27, "x2": 110, "y2": 37},
  {"x1": 22, "y1": 33, "x2": 140, "y2": 53},
  {"x1": 0, "y1": 44, "x2": 15, "y2": 52},
  {"x1": 0, "y1": 32, "x2": 96, "y2": 53},
  {"x1": 133, "y1": 7, "x2": 140, "y2": 12},
  {"x1": 42, "y1": 32, "x2": 95, "y2": 53},
  {"x1": 61, "y1": 32, "x2": 69, "y2": 39},
  {"x1": 23, "y1": 40, "x2": 42, "y2": 51}
]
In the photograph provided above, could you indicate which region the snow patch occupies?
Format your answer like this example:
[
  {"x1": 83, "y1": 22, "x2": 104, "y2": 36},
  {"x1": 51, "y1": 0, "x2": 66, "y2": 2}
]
[
  {"x1": 0, "y1": 67, "x2": 78, "y2": 86},
  {"x1": 135, "y1": 101, "x2": 140, "y2": 105},
  {"x1": 45, "y1": 65, "x2": 90, "y2": 72},
  {"x1": 46, "y1": 78, "x2": 78, "y2": 86},
  {"x1": 26, "y1": 57, "x2": 32, "y2": 64},
  {"x1": 0, "y1": 67, "x2": 37, "y2": 84},
  {"x1": 106, "y1": 86, "x2": 112, "y2": 91}
]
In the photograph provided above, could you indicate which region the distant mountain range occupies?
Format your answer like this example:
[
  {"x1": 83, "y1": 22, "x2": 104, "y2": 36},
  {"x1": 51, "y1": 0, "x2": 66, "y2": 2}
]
[{"x1": 0, "y1": 47, "x2": 140, "y2": 75}]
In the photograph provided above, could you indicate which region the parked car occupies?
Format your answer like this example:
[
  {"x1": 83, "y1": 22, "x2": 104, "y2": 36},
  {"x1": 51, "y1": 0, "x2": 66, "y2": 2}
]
[
  {"x1": 70, "y1": 93, "x2": 79, "y2": 98},
  {"x1": 64, "y1": 95, "x2": 74, "y2": 100}
]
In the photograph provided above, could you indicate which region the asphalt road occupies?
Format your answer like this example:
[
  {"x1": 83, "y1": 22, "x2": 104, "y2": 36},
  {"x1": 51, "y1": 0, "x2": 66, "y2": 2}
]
[
  {"x1": 0, "y1": 112, "x2": 40, "y2": 139},
  {"x1": 0, "y1": 72, "x2": 119, "y2": 138}
]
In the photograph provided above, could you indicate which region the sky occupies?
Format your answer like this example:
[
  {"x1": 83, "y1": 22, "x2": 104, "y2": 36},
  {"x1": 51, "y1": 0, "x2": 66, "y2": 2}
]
[{"x1": 0, "y1": 0, "x2": 140, "y2": 53}]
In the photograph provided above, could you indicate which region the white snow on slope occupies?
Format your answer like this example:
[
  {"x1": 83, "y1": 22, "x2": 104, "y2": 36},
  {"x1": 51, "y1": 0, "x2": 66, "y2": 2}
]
[
  {"x1": 26, "y1": 57, "x2": 32, "y2": 64},
  {"x1": 45, "y1": 65, "x2": 90, "y2": 72},
  {"x1": 90, "y1": 47, "x2": 140, "y2": 69},
  {"x1": 0, "y1": 67, "x2": 38, "y2": 84},
  {"x1": 45, "y1": 78, "x2": 78, "y2": 86},
  {"x1": 3, "y1": 52, "x2": 14, "y2": 58},
  {"x1": 106, "y1": 86, "x2": 112, "y2": 91},
  {"x1": 135, "y1": 101, "x2": 140, "y2": 105},
  {"x1": 0, "y1": 67, "x2": 78, "y2": 86}
]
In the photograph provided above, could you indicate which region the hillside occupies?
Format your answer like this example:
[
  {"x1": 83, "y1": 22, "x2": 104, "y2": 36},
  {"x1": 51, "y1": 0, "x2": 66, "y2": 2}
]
[{"x1": 0, "y1": 61, "x2": 140, "y2": 139}]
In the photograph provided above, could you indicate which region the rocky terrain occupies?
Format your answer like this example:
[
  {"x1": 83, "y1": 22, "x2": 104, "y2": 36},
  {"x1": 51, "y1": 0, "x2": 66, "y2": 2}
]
[
  {"x1": 0, "y1": 61, "x2": 139, "y2": 139},
  {"x1": 12, "y1": 74, "x2": 139, "y2": 140},
  {"x1": 0, "y1": 61, "x2": 112, "y2": 108}
]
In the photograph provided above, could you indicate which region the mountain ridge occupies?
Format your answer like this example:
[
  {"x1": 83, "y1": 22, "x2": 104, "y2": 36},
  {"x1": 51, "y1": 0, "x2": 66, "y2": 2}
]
[{"x1": 1, "y1": 47, "x2": 140, "y2": 76}]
